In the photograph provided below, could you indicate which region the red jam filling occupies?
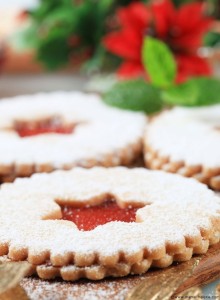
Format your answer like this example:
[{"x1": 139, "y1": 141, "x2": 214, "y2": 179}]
[
  {"x1": 61, "y1": 200, "x2": 138, "y2": 231},
  {"x1": 16, "y1": 125, "x2": 74, "y2": 137}
]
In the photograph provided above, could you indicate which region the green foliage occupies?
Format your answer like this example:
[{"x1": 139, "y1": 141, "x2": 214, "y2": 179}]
[
  {"x1": 142, "y1": 37, "x2": 177, "y2": 89},
  {"x1": 204, "y1": 32, "x2": 220, "y2": 47},
  {"x1": 103, "y1": 79, "x2": 164, "y2": 114},
  {"x1": 36, "y1": 27, "x2": 73, "y2": 69},
  {"x1": 162, "y1": 77, "x2": 220, "y2": 107},
  {"x1": 10, "y1": 24, "x2": 39, "y2": 51},
  {"x1": 173, "y1": 0, "x2": 218, "y2": 11},
  {"x1": 17, "y1": 0, "x2": 106, "y2": 69},
  {"x1": 18, "y1": 0, "x2": 137, "y2": 70},
  {"x1": 161, "y1": 80, "x2": 198, "y2": 106},
  {"x1": 172, "y1": 0, "x2": 196, "y2": 6},
  {"x1": 103, "y1": 77, "x2": 220, "y2": 114}
]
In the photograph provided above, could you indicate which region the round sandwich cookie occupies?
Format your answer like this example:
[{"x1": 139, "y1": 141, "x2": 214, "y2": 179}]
[
  {"x1": 0, "y1": 92, "x2": 146, "y2": 182},
  {"x1": 144, "y1": 105, "x2": 220, "y2": 190},
  {"x1": 0, "y1": 167, "x2": 219, "y2": 280}
]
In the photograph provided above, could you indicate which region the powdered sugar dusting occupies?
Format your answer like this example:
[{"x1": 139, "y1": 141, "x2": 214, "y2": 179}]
[
  {"x1": 0, "y1": 167, "x2": 219, "y2": 268},
  {"x1": 21, "y1": 276, "x2": 140, "y2": 300},
  {"x1": 146, "y1": 105, "x2": 220, "y2": 167},
  {"x1": 0, "y1": 92, "x2": 146, "y2": 171}
]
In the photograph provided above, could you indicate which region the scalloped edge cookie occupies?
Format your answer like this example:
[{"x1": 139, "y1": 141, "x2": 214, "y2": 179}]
[
  {"x1": 0, "y1": 92, "x2": 146, "y2": 182},
  {"x1": 144, "y1": 106, "x2": 220, "y2": 190},
  {"x1": 0, "y1": 167, "x2": 219, "y2": 280},
  {"x1": 145, "y1": 144, "x2": 220, "y2": 190}
]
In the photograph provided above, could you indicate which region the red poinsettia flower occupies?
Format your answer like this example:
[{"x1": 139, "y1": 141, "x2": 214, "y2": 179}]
[{"x1": 103, "y1": 0, "x2": 213, "y2": 82}]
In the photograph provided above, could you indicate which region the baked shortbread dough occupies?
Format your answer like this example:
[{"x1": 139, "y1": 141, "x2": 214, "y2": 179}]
[
  {"x1": 144, "y1": 105, "x2": 220, "y2": 190},
  {"x1": 0, "y1": 167, "x2": 219, "y2": 280},
  {"x1": 0, "y1": 92, "x2": 146, "y2": 182}
]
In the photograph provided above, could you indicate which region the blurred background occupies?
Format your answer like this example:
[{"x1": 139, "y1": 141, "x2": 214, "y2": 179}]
[
  {"x1": 1, "y1": 0, "x2": 220, "y2": 98},
  {"x1": 0, "y1": 0, "x2": 88, "y2": 97}
]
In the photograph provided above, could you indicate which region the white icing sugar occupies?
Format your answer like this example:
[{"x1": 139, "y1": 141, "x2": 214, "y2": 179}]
[
  {"x1": 21, "y1": 276, "x2": 133, "y2": 300},
  {"x1": 146, "y1": 105, "x2": 220, "y2": 168},
  {"x1": 0, "y1": 92, "x2": 146, "y2": 167},
  {"x1": 0, "y1": 167, "x2": 219, "y2": 261}
]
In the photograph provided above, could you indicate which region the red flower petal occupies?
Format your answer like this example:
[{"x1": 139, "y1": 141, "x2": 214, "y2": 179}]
[
  {"x1": 103, "y1": 28, "x2": 142, "y2": 60},
  {"x1": 176, "y1": 54, "x2": 212, "y2": 83},
  {"x1": 117, "y1": 61, "x2": 145, "y2": 78},
  {"x1": 103, "y1": 2, "x2": 148, "y2": 61},
  {"x1": 170, "y1": 2, "x2": 213, "y2": 50},
  {"x1": 170, "y1": 22, "x2": 211, "y2": 50},
  {"x1": 176, "y1": 2, "x2": 208, "y2": 32},
  {"x1": 118, "y1": 2, "x2": 149, "y2": 32},
  {"x1": 102, "y1": 0, "x2": 213, "y2": 82},
  {"x1": 152, "y1": 0, "x2": 175, "y2": 38}
]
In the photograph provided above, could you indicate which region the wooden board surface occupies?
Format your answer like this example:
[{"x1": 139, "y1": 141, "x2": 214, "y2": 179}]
[
  {"x1": 176, "y1": 242, "x2": 220, "y2": 294},
  {"x1": 20, "y1": 242, "x2": 220, "y2": 300}
]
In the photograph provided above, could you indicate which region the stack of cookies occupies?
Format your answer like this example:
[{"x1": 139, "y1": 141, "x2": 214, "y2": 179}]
[
  {"x1": 144, "y1": 105, "x2": 220, "y2": 190},
  {"x1": 0, "y1": 92, "x2": 219, "y2": 283}
]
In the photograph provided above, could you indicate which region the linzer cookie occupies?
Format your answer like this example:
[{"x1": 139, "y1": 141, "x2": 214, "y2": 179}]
[
  {"x1": 144, "y1": 105, "x2": 220, "y2": 190},
  {"x1": 0, "y1": 92, "x2": 146, "y2": 182},
  {"x1": 0, "y1": 167, "x2": 219, "y2": 280}
]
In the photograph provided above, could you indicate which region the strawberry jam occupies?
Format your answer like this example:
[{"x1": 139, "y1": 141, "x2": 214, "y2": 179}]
[
  {"x1": 15, "y1": 120, "x2": 74, "y2": 137},
  {"x1": 17, "y1": 126, "x2": 73, "y2": 137},
  {"x1": 61, "y1": 200, "x2": 138, "y2": 231}
]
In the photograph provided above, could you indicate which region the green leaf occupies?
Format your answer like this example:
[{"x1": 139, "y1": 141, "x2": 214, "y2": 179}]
[
  {"x1": 142, "y1": 37, "x2": 177, "y2": 88},
  {"x1": 162, "y1": 77, "x2": 220, "y2": 107},
  {"x1": 98, "y1": 0, "x2": 114, "y2": 12},
  {"x1": 162, "y1": 80, "x2": 198, "y2": 106},
  {"x1": 41, "y1": 8, "x2": 76, "y2": 29},
  {"x1": 36, "y1": 27, "x2": 71, "y2": 69},
  {"x1": 103, "y1": 79, "x2": 163, "y2": 114},
  {"x1": 204, "y1": 31, "x2": 220, "y2": 47},
  {"x1": 9, "y1": 24, "x2": 39, "y2": 51},
  {"x1": 82, "y1": 46, "x2": 106, "y2": 73}
]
